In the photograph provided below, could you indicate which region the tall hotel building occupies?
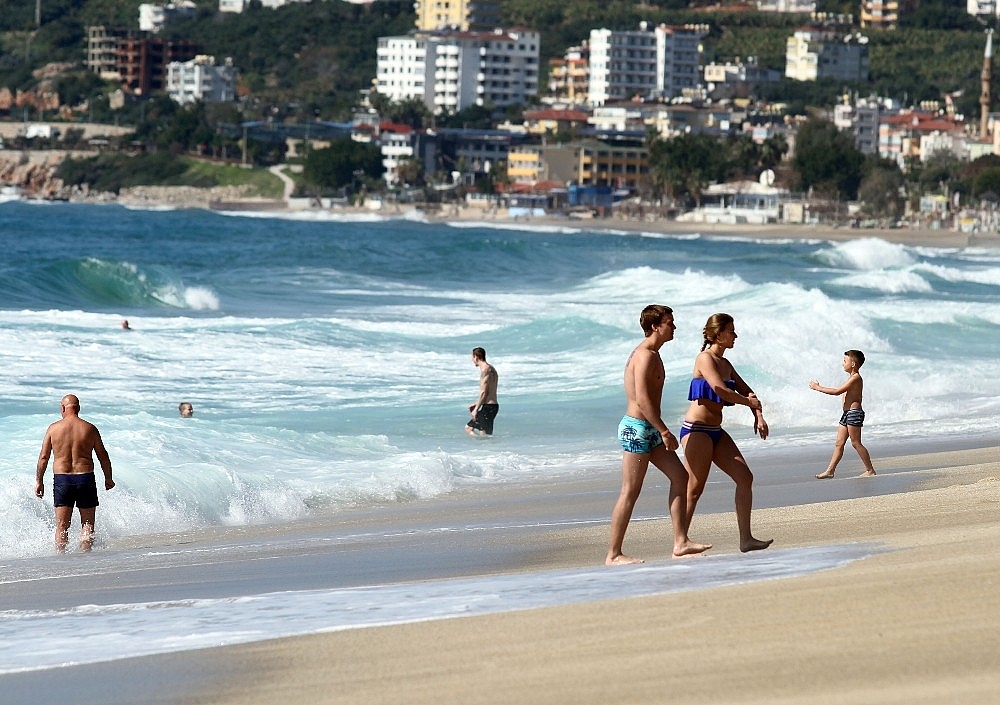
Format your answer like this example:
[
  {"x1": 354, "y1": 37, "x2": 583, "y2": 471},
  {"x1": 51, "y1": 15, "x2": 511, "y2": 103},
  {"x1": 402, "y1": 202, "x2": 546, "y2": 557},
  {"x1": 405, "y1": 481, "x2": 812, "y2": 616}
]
[
  {"x1": 376, "y1": 29, "x2": 539, "y2": 115},
  {"x1": 587, "y1": 23, "x2": 706, "y2": 106}
]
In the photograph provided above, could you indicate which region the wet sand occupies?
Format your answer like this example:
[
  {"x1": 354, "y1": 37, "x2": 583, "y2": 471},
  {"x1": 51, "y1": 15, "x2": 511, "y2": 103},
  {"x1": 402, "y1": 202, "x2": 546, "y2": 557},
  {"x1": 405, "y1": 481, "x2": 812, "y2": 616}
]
[
  {"x1": 131, "y1": 441, "x2": 989, "y2": 705},
  {"x1": 164, "y1": 443, "x2": 998, "y2": 705}
]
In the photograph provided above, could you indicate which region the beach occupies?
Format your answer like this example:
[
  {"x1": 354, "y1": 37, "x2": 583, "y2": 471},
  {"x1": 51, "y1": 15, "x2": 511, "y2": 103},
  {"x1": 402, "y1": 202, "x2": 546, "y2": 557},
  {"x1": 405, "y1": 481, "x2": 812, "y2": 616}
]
[
  {"x1": 2, "y1": 202, "x2": 999, "y2": 704},
  {"x1": 4, "y1": 441, "x2": 998, "y2": 705},
  {"x1": 189, "y1": 444, "x2": 1000, "y2": 705}
]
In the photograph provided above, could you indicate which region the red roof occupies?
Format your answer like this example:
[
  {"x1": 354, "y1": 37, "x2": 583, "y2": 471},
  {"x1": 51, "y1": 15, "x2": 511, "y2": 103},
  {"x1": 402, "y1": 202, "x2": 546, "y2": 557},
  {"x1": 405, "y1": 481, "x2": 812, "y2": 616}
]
[{"x1": 524, "y1": 109, "x2": 590, "y2": 122}]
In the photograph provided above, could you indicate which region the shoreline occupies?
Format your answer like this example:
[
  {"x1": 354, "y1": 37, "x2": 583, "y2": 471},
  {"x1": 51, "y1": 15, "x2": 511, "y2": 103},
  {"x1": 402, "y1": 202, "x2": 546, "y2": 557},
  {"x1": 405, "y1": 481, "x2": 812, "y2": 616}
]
[
  {"x1": 45, "y1": 193, "x2": 1000, "y2": 249},
  {"x1": 3, "y1": 438, "x2": 997, "y2": 705}
]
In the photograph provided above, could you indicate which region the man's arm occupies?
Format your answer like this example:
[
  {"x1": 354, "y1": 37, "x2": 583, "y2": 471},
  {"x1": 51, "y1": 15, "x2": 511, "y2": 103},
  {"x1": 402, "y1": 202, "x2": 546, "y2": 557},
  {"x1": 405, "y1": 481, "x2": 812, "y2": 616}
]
[
  {"x1": 633, "y1": 352, "x2": 666, "y2": 432},
  {"x1": 93, "y1": 429, "x2": 115, "y2": 491},
  {"x1": 35, "y1": 429, "x2": 53, "y2": 498}
]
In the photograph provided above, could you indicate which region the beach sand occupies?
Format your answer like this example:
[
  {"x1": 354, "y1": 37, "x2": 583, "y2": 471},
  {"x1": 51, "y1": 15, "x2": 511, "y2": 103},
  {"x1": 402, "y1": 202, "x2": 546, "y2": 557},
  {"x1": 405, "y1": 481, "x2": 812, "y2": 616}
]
[{"x1": 164, "y1": 443, "x2": 1000, "y2": 705}]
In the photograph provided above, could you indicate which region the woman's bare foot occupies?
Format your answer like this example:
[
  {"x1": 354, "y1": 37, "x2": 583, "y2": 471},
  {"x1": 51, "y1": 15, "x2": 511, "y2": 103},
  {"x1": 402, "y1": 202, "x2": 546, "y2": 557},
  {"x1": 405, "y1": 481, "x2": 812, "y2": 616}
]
[
  {"x1": 815, "y1": 470, "x2": 835, "y2": 479},
  {"x1": 673, "y1": 541, "x2": 712, "y2": 558},
  {"x1": 858, "y1": 469, "x2": 876, "y2": 477},
  {"x1": 740, "y1": 537, "x2": 774, "y2": 553},
  {"x1": 605, "y1": 553, "x2": 645, "y2": 566}
]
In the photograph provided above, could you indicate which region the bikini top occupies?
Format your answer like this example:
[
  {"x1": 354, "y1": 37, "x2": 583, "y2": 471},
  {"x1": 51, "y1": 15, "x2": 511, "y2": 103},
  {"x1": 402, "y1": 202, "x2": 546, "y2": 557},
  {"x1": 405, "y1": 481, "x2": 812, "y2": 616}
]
[{"x1": 688, "y1": 377, "x2": 736, "y2": 406}]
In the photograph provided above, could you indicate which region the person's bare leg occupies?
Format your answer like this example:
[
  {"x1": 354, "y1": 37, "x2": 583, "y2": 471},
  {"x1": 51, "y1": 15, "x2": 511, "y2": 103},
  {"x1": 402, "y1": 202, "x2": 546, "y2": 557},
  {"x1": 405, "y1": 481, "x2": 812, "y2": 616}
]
[
  {"x1": 649, "y1": 447, "x2": 711, "y2": 558},
  {"x1": 79, "y1": 508, "x2": 96, "y2": 552},
  {"x1": 54, "y1": 506, "x2": 72, "y2": 553},
  {"x1": 714, "y1": 433, "x2": 772, "y2": 552},
  {"x1": 606, "y1": 452, "x2": 649, "y2": 565},
  {"x1": 848, "y1": 425, "x2": 876, "y2": 477},
  {"x1": 816, "y1": 425, "x2": 848, "y2": 479},
  {"x1": 681, "y1": 433, "x2": 714, "y2": 530}
]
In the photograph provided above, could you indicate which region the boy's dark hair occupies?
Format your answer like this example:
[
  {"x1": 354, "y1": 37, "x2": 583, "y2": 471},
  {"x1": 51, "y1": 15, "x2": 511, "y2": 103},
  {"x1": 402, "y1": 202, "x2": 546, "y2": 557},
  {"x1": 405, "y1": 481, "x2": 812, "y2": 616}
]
[
  {"x1": 472, "y1": 347, "x2": 487, "y2": 361},
  {"x1": 639, "y1": 304, "x2": 672, "y2": 336},
  {"x1": 845, "y1": 350, "x2": 865, "y2": 368}
]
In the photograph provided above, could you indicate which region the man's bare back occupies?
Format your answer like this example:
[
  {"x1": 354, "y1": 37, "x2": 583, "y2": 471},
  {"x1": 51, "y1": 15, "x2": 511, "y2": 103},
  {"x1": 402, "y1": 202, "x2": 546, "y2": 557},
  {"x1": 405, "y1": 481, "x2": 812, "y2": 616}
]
[
  {"x1": 36, "y1": 394, "x2": 114, "y2": 491},
  {"x1": 35, "y1": 395, "x2": 115, "y2": 552}
]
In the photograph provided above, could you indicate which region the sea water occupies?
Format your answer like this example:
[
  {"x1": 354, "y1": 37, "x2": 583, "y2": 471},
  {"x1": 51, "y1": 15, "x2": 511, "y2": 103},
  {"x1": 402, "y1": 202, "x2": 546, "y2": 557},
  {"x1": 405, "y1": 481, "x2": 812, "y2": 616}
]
[
  {"x1": 1, "y1": 203, "x2": 998, "y2": 675},
  {"x1": 2, "y1": 202, "x2": 999, "y2": 558}
]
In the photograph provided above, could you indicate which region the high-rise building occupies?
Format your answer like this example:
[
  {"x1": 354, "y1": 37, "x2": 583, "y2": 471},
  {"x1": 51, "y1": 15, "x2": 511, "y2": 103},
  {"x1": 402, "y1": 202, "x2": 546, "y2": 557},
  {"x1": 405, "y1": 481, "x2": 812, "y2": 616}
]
[
  {"x1": 376, "y1": 29, "x2": 539, "y2": 115},
  {"x1": 587, "y1": 23, "x2": 706, "y2": 106}
]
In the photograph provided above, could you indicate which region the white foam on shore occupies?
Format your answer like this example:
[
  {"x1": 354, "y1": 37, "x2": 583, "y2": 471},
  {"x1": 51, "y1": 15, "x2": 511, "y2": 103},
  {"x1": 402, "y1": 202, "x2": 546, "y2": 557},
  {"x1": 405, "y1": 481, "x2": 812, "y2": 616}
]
[{"x1": 0, "y1": 543, "x2": 880, "y2": 675}]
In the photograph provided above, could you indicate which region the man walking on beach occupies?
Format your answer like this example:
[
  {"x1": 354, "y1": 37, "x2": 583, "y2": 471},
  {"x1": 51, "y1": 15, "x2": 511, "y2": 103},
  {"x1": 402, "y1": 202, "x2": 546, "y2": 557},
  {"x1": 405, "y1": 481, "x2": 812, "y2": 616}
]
[
  {"x1": 466, "y1": 347, "x2": 499, "y2": 436},
  {"x1": 607, "y1": 305, "x2": 710, "y2": 564},
  {"x1": 35, "y1": 394, "x2": 115, "y2": 553}
]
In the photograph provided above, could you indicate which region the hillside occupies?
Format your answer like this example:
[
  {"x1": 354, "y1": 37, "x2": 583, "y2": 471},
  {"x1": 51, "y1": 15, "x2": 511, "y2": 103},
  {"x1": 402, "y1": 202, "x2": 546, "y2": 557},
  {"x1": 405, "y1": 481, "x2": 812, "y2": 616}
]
[{"x1": 0, "y1": 0, "x2": 995, "y2": 121}]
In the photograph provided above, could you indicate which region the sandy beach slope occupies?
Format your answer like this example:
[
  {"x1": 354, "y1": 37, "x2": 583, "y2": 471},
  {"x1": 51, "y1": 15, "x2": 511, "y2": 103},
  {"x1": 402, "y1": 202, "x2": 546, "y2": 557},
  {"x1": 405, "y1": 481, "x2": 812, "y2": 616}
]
[{"x1": 175, "y1": 444, "x2": 1000, "y2": 705}]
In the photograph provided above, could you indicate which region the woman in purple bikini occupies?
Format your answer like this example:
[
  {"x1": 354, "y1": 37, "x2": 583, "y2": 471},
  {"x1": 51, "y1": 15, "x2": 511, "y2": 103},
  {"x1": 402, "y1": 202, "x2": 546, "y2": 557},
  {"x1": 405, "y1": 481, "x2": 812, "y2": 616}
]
[{"x1": 680, "y1": 313, "x2": 773, "y2": 552}]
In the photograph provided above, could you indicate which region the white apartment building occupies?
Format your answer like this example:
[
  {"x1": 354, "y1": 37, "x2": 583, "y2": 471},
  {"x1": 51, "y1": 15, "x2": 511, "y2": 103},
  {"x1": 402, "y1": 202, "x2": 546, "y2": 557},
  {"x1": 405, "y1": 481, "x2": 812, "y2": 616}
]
[
  {"x1": 166, "y1": 55, "x2": 237, "y2": 105},
  {"x1": 139, "y1": 2, "x2": 195, "y2": 33},
  {"x1": 786, "y1": 29, "x2": 870, "y2": 82},
  {"x1": 219, "y1": 0, "x2": 309, "y2": 11},
  {"x1": 380, "y1": 126, "x2": 417, "y2": 186},
  {"x1": 757, "y1": 0, "x2": 816, "y2": 11},
  {"x1": 968, "y1": 0, "x2": 998, "y2": 17},
  {"x1": 376, "y1": 36, "x2": 434, "y2": 104},
  {"x1": 587, "y1": 23, "x2": 707, "y2": 106},
  {"x1": 375, "y1": 29, "x2": 539, "y2": 115}
]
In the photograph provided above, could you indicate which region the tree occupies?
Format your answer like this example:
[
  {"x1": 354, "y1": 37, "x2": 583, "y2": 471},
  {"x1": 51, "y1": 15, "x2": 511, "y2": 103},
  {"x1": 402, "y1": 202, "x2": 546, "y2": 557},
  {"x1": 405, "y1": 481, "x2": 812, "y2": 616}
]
[
  {"x1": 302, "y1": 139, "x2": 383, "y2": 192},
  {"x1": 648, "y1": 133, "x2": 728, "y2": 207},
  {"x1": 792, "y1": 119, "x2": 865, "y2": 200},
  {"x1": 858, "y1": 162, "x2": 904, "y2": 219}
]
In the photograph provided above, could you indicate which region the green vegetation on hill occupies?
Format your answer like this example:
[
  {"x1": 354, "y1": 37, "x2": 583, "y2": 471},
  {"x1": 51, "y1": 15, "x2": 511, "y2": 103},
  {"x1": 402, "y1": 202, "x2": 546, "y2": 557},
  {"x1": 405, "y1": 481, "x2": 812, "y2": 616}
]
[
  {"x1": 1, "y1": 0, "x2": 997, "y2": 121},
  {"x1": 56, "y1": 150, "x2": 284, "y2": 195}
]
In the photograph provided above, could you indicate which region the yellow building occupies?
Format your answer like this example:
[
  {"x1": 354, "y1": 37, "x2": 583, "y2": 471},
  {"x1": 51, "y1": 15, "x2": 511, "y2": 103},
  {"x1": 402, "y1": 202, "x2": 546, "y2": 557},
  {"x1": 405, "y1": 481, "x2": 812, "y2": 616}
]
[
  {"x1": 507, "y1": 141, "x2": 650, "y2": 190},
  {"x1": 414, "y1": 0, "x2": 500, "y2": 31}
]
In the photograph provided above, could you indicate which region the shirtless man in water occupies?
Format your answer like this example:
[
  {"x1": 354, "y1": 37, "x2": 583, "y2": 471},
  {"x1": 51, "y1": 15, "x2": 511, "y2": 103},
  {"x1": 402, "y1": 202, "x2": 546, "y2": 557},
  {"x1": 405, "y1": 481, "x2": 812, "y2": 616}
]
[
  {"x1": 35, "y1": 394, "x2": 115, "y2": 553},
  {"x1": 466, "y1": 347, "x2": 499, "y2": 436},
  {"x1": 606, "y1": 305, "x2": 711, "y2": 565}
]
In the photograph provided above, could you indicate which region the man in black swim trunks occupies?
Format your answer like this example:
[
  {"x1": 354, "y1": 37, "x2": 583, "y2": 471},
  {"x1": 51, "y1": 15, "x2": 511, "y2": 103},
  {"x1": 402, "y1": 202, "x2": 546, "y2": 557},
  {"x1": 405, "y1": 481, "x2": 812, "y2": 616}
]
[
  {"x1": 35, "y1": 394, "x2": 116, "y2": 553},
  {"x1": 466, "y1": 347, "x2": 499, "y2": 436}
]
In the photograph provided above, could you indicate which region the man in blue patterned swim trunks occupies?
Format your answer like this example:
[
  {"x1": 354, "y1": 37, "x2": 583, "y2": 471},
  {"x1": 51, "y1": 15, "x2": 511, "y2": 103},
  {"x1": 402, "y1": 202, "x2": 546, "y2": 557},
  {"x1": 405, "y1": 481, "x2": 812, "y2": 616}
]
[{"x1": 606, "y1": 305, "x2": 711, "y2": 565}]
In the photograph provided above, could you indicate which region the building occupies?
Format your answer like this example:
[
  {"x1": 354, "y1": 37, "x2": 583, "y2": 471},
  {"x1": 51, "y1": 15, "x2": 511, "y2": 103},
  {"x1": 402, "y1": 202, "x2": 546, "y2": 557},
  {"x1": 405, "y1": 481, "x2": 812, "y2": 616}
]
[
  {"x1": 413, "y1": 0, "x2": 500, "y2": 31},
  {"x1": 587, "y1": 23, "x2": 707, "y2": 106},
  {"x1": 522, "y1": 108, "x2": 590, "y2": 136},
  {"x1": 756, "y1": 0, "x2": 816, "y2": 11},
  {"x1": 507, "y1": 140, "x2": 649, "y2": 190},
  {"x1": 87, "y1": 26, "x2": 200, "y2": 95},
  {"x1": 166, "y1": 55, "x2": 237, "y2": 105},
  {"x1": 138, "y1": 2, "x2": 196, "y2": 34},
  {"x1": 860, "y1": 0, "x2": 917, "y2": 28},
  {"x1": 119, "y1": 36, "x2": 200, "y2": 95},
  {"x1": 834, "y1": 96, "x2": 898, "y2": 155},
  {"x1": 219, "y1": 0, "x2": 246, "y2": 12},
  {"x1": 87, "y1": 26, "x2": 129, "y2": 80},
  {"x1": 878, "y1": 111, "x2": 966, "y2": 169},
  {"x1": 548, "y1": 44, "x2": 589, "y2": 105},
  {"x1": 969, "y1": 0, "x2": 999, "y2": 19},
  {"x1": 703, "y1": 57, "x2": 781, "y2": 99},
  {"x1": 378, "y1": 123, "x2": 417, "y2": 186},
  {"x1": 375, "y1": 29, "x2": 539, "y2": 115},
  {"x1": 785, "y1": 28, "x2": 869, "y2": 82}
]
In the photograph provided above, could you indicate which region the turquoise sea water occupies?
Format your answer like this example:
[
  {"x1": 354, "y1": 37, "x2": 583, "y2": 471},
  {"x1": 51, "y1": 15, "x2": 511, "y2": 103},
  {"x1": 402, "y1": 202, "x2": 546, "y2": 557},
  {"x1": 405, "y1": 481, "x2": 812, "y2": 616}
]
[{"x1": 2, "y1": 202, "x2": 999, "y2": 559}]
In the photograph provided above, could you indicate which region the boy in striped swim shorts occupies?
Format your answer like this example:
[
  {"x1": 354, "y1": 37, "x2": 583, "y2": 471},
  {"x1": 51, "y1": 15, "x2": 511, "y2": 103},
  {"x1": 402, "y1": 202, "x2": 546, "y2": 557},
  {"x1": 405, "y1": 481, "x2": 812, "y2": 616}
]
[{"x1": 809, "y1": 349, "x2": 876, "y2": 479}]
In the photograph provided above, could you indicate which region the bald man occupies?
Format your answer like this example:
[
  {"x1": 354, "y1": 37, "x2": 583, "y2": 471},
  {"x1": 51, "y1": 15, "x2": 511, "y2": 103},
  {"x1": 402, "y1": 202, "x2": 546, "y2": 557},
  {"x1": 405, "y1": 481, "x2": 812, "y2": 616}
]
[{"x1": 35, "y1": 395, "x2": 115, "y2": 552}]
